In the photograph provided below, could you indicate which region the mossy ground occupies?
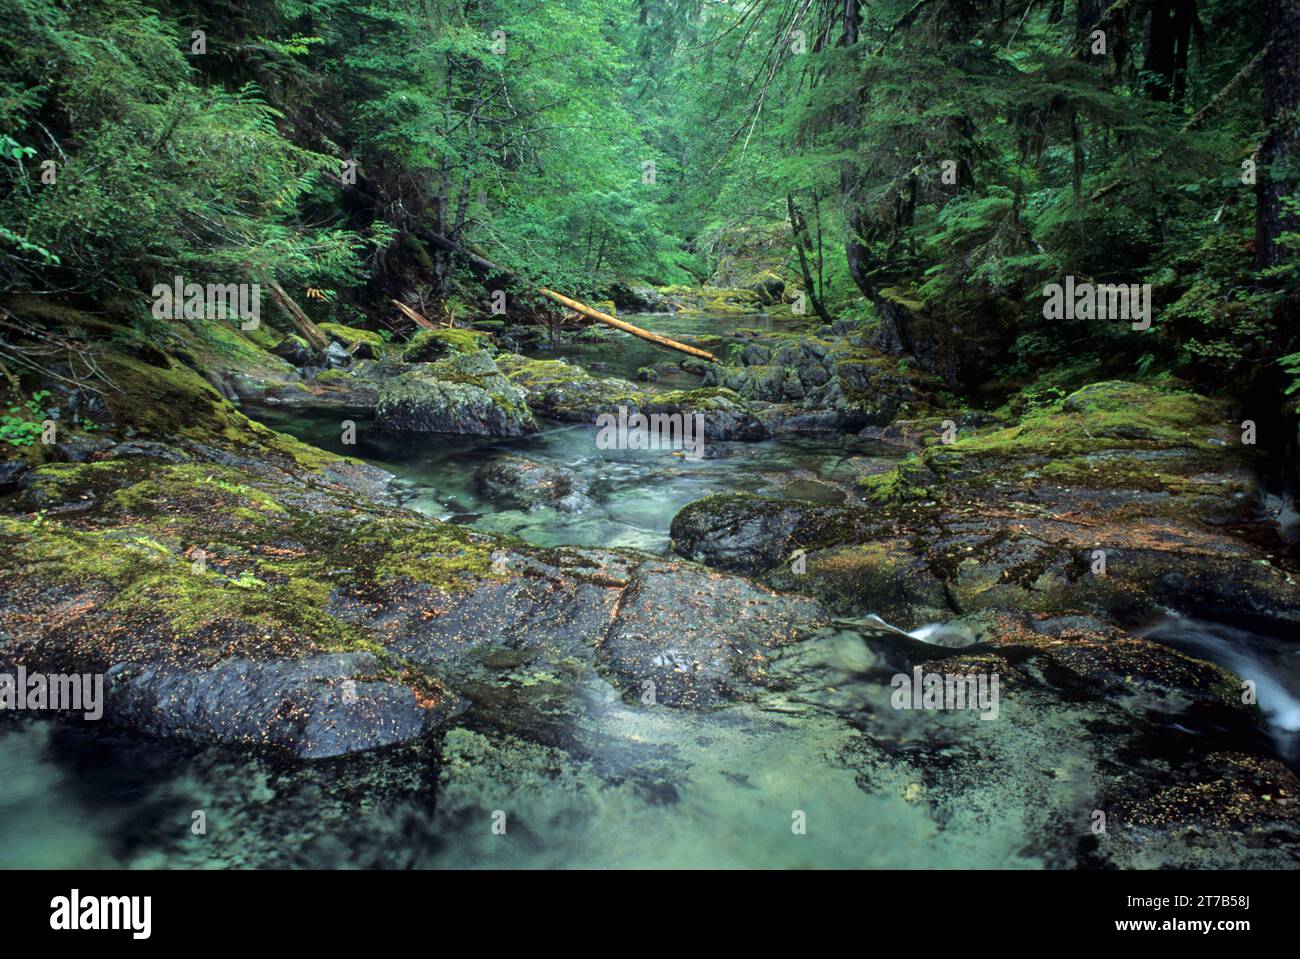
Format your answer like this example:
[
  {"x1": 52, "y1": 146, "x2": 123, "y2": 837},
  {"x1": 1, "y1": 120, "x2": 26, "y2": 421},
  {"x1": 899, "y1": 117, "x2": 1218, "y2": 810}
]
[
  {"x1": 860, "y1": 380, "x2": 1248, "y2": 508},
  {"x1": 2, "y1": 457, "x2": 512, "y2": 677}
]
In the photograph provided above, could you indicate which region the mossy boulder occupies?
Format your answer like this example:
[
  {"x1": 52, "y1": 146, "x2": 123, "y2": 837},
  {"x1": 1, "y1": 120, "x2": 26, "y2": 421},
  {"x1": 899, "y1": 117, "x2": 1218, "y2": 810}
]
[
  {"x1": 496, "y1": 354, "x2": 766, "y2": 439},
  {"x1": 657, "y1": 285, "x2": 764, "y2": 315},
  {"x1": 318, "y1": 322, "x2": 386, "y2": 350},
  {"x1": 376, "y1": 351, "x2": 538, "y2": 436},
  {"x1": 402, "y1": 327, "x2": 492, "y2": 362},
  {"x1": 496, "y1": 355, "x2": 647, "y2": 421}
]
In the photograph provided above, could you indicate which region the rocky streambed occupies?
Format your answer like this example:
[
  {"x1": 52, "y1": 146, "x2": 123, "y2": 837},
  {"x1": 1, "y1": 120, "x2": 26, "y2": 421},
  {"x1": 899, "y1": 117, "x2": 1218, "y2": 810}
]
[{"x1": 2, "y1": 308, "x2": 1298, "y2": 868}]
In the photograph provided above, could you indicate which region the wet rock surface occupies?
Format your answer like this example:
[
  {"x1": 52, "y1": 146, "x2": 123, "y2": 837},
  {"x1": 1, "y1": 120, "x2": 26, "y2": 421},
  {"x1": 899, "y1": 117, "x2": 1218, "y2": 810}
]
[
  {"x1": 673, "y1": 381, "x2": 1298, "y2": 628},
  {"x1": 105, "y1": 653, "x2": 458, "y2": 759}
]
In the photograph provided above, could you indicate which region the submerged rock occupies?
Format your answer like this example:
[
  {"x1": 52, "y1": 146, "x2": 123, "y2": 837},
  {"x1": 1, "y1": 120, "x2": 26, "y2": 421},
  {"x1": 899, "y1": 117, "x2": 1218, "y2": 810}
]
[
  {"x1": 376, "y1": 351, "x2": 538, "y2": 436},
  {"x1": 475, "y1": 455, "x2": 592, "y2": 512}
]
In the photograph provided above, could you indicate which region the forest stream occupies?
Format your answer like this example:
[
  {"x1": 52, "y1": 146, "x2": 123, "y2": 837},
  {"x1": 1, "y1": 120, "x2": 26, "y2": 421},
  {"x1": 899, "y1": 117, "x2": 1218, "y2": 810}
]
[
  {"x1": 3, "y1": 315, "x2": 1298, "y2": 870},
  {"x1": 3, "y1": 0, "x2": 1300, "y2": 886}
]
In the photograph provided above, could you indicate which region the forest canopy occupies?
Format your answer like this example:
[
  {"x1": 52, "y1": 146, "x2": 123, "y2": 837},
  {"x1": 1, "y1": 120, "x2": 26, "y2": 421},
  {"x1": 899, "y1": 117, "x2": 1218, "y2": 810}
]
[{"x1": 0, "y1": 0, "x2": 1296, "y2": 413}]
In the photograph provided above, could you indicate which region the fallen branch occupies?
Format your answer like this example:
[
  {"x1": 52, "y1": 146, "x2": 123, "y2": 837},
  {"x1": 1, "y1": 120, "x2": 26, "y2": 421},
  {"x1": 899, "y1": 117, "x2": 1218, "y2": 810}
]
[
  {"x1": 417, "y1": 228, "x2": 717, "y2": 362},
  {"x1": 265, "y1": 281, "x2": 329, "y2": 352},
  {"x1": 536, "y1": 288, "x2": 717, "y2": 362},
  {"x1": 389, "y1": 298, "x2": 437, "y2": 330}
]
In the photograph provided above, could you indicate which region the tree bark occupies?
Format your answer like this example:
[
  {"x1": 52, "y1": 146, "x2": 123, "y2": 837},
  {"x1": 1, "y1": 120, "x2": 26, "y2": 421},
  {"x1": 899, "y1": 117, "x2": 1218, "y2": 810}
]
[
  {"x1": 1256, "y1": 0, "x2": 1300, "y2": 270},
  {"x1": 839, "y1": 0, "x2": 880, "y2": 302},
  {"x1": 1144, "y1": 1, "x2": 1196, "y2": 102},
  {"x1": 787, "y1": 193, "x2": 835, "y2": 324}
]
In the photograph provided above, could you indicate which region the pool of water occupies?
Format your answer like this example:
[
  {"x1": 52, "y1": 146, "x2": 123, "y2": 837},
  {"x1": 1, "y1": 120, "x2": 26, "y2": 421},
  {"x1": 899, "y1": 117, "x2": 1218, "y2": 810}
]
[
  {"x1": 253, "y1": 406, "x2": 890, "y2": 552},
  {"x1": 0, "y1": 625, "x2": 1084, "y2": 869}
]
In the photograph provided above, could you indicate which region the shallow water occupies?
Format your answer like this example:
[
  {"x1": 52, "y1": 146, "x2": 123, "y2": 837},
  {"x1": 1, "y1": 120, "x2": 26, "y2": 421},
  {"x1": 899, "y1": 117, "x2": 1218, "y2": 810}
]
[
  {"x1": 0, "y1": 626, "x2": 1077, "y2": 869},
  {"x1": 254, "y1": 406, "x2": 887, "y2": 551}
]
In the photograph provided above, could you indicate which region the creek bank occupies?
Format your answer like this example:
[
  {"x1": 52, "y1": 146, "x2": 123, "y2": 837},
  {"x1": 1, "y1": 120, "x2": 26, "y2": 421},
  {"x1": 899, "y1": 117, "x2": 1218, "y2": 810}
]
[
  {"x1": 2, "y1": 440, "x2": 828, "y2": 759},
  {"x1": 671, "y1": 380, "x2": 1298, "y2": 628}
]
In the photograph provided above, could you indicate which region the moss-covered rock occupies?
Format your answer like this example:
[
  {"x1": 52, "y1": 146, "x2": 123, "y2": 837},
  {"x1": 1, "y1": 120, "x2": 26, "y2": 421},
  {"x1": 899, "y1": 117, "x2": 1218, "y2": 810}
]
[
  {"x1": 376, "y1": 351, "x2": 538, "y2": 436},
  {"x1": 496, "y1": 354, "x2": 766, "y2": 438},
  {"x1": 402, "y1": 327, "x2": 492, "y2": 362},
  {"x1": 318, "y1": 322, "x2": 386, "y2": 350}
]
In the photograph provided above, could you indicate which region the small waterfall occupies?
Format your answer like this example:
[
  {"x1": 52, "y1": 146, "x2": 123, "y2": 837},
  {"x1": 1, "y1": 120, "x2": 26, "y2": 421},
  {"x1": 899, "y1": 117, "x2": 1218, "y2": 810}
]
[
  {"x1": 1139, "y1": 611, "x2": 1300, "y2": 759},
  {"x1": 849, "y1": 613, "x2": 978, "y2": 648}
]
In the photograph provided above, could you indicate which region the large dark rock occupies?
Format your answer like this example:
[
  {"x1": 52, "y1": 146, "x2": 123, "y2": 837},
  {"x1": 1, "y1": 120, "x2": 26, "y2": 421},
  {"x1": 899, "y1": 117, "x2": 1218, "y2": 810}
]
[
  {"x1": 874, "y1": 289, "x2": 1018, "y2": 392},
  {"x1": 670, "y1": 492, "x2": 877, "y2": 575},
  {"x1": 597, "y1": 560, "x2": 828, "y2": 707},
  {"x1": 105, "y1": 653, "x2": 457, "y2": 759},
  {"x1": 271, "y1": 334, "x2": 314, "y2": 367},
  {"x1": 0, "y1": 459, "x2": 29, "y2": 494}
]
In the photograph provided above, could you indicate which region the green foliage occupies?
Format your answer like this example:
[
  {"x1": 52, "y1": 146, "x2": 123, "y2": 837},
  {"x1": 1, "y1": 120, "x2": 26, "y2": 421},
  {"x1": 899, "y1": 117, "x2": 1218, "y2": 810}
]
[
  {"x1": 0, "y1": 0, "x2": 1291, "y2": 417},
  {"x1": 1, "y1": 389, "x2": 52, "y2": 447}
]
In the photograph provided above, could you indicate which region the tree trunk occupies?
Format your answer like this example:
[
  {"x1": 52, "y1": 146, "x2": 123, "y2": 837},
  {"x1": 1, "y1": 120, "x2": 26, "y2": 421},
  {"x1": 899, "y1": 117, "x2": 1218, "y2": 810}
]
[
  {"x1": 787, "y1": 193, "x2": 835, "y2": 324},
  {"x1": 839, "y1": 0, "x2": 879, "y2": 302},
  {"x1": 1256, "y1": 0, "x2": 1300, "y2": 270},
  {"x1": 1145, "y1": 1, "x2": 1196, "y2": 102}
]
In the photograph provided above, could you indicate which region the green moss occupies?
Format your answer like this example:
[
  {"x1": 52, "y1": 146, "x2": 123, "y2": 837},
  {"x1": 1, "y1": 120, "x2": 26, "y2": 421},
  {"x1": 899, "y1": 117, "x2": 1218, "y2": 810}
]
[
  {"x1": 858, "y1": 463, "x2": 933, "y2": 504},
  {"x1": 312, "y1": 368, "x2": 352, "y2": 384},
  {"x1": 941, "y1": 382, "x2": 1230, "y2": 459},
  {"x1": 403, "y1": 327, "x2": 491, "y2": 361},
  {"x1": 98, "y1": 353, "x2": 245, "y2": 442},
  {"x1": 318, "y1": 322, "x2": 385, "y2": 349},
  {"x1": 650, "y1": 387, "x2": 745, "y2": 409},
  {"x1": 189, "y1": 318, "x2": 294, "y2": 377},
  {"x1": 879, "y1": 286, "x2": 926, "y2": 314},
  {"x1": 344, "y1": 517, "x2": 505, "y2": 589},
  {"x1": 107, "y1": 464, "x2": 287, "y2": 515},
  {"x1": 1, "y1": 454, "x2": 516, "y2": 668}
]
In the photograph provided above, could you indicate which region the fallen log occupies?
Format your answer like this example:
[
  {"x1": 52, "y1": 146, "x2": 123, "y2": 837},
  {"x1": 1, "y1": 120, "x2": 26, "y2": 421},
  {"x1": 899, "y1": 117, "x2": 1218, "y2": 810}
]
[
  {"x1": 389, "y1": 299, "x2": 437, "y2": 330},
  {"x1": 266, "y1": 281, "x2": 329, "y2": 352},
  {"x1": 536, "y1": 288, "x2": 717, "y2": 362},
  {"x1": 416, "y1": 228, "x2": 716, "y2": 362}
]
